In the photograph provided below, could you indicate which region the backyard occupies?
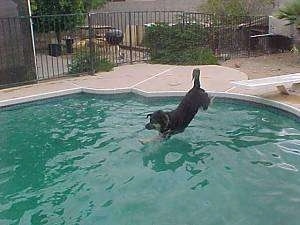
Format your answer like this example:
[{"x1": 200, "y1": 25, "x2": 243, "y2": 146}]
[
  {"x1": 0, "y1": 54, "x2": 299, "y2": 225},
  {"x1": 1, "y1": 0, "x2": 300, "y2": 224},
  {"x1": 222, "y1": 52, "x2": 300, "y2": 79}
]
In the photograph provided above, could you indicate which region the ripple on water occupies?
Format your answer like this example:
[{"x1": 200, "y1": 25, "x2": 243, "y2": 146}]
[
  {"x1": 0, "y1": 94, "x2": 299, "y2": 225},
  {"x1": 276, "y1": 140, "x2": 300, "y2": 156}
]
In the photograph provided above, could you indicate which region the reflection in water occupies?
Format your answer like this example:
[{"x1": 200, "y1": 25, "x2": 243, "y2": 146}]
[
  {"x1": 276, "y1": 140, "x2": 300, "y2": 156},
  {"x1": 142, "y1": 138, "x2": 211, "y2": 174},
  {"x1": 223, "y1": 124, "x2": 281, "y2": 152},
  {"x1": 0, "y1": 94, "x2": 300, "y2": 225}
]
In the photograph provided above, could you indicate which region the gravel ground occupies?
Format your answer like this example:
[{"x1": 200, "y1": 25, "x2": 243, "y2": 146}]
[{"x1": 221, "y1": 52, "x2": 300, "y2": 79}]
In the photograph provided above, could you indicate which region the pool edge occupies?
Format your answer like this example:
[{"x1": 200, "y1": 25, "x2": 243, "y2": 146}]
[
  {"x1": 0, "y1": 87, "x2": 299, "y2": 118},
  {"x1": 0, "y1": 88, "x2": 82, "y2": 108}
]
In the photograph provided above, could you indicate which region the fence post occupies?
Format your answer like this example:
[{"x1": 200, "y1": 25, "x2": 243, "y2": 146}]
[
  {"x1": 181, "y1": 11, "x2": 185, "y2": 31},
  {"x1": 182, "y1": 11, "x2": 186, "y2": 24},
  {"x1": 128, "y1": 12, "x2": 133, "y2": 64},
  {"x1": 248, "y1": 16, "x2": 252, "y2": 57},
  {"x1": 88, "y1": 13, "x2": 95, "y2": 75},
  {"x1": 27, "y1": 0, "x2": 38, "y2": 81}
]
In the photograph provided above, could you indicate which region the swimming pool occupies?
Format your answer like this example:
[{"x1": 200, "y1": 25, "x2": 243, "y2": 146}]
[{"x1": 0, "y1": 93, "x2": 299, "y2": 225}]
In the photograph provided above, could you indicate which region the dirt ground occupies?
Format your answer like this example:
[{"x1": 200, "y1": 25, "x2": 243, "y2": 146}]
[{"x1": 221, "y1": 52, "x2": 300, "y2": 79}]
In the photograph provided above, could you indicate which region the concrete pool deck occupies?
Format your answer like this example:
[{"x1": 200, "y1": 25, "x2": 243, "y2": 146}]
[{"x1": 0, "y1": 64, "x2": 299, "y2": 114}]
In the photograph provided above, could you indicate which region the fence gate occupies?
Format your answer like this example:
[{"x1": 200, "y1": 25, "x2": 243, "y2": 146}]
[
  {"x1": 0, "y1": 17, "x2": 36, "y2": 88},
  {"x1": 32, "y1": 14, "x2": 91, "y2": 80},
  {"x1": 33, "y1": 12, "x2": 170, "y2": 80}
]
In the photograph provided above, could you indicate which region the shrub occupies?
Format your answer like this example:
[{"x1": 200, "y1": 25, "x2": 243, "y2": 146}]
[
  {"x1": 144, "y1": 23, "x2": 210, "y2": 51},
  {"x1": 68, "y1": 50, "x2": 115, "y2": 75},
  {"x1": 277, "y1": 0, "x2": 300, "y2": 27},
  {"x1": 143, "y1": 23, "x2": 218, "y2": 65},
  {"x1": 150, "y1": 48, "x2": 218, "y2": 65},
  {"x1": 277, "y1": 0, "x2": 300, "y2": 51}
]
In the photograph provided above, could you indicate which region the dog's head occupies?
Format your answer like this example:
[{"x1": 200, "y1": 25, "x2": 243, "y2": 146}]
[{"x1": 145, "y1": 110, "x2": 169, "y2": 133}]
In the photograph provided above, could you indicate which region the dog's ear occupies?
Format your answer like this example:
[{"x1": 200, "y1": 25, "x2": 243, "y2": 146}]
[
  {"x1": 156, "y1": 110, "x2": 167, "y2": 120},
  {"x1": 146, "y1": 113, "x2": 152, "y2": 118},
  {"x1": 156, "y1": 110, "x2": 169, "y2": 127}
]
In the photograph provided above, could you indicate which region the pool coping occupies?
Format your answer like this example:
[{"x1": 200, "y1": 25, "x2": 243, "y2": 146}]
[{"x1": 1, "y1": 86, "x2": 299, "y2": 118}]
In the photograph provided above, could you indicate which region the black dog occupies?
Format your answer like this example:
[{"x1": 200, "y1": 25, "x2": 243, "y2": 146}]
[{"x1": 145, "y1": 68, "x2": 210, "y2": 139}]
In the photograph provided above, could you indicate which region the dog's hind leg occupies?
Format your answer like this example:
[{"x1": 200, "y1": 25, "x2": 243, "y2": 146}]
[{"x1": 209, "y1": 86, "x2": 237, "y2": 105}]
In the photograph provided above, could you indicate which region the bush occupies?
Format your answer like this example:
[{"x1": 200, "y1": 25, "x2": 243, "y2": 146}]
[
  {"x1": 143, "y1": 23, "x2": 218, "y2": 65},
  {"x1": 150, "y1": 48, "x2": 218, "y2": 65},
  {"x1": 144, "y1": 23, "x2": 210, "y2": 51},
  {"x1": 68, "y1": 50, "x2": 115, "y2": 75},
  {"x1": 277, "y1": 0, "x2": 300, "y2": 27}
]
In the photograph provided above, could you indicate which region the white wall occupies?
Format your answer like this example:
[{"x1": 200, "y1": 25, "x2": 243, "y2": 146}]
[{"x1": 100, "y1": 0, "x2": 205, "y2": 12}]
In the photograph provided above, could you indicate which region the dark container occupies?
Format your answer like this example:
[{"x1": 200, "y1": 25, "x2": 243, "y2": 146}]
[
  {"x1": 48, "y1": 44, "x2": 62, "y2": 57},
  {"x1": 65, "y1": 38, "x2": 74, "y2": 53},
  {"x1": 105, "y1": 29, "x2": 124, "y2": 45}
]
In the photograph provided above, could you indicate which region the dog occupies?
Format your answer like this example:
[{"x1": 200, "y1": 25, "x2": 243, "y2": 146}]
[{"x1": 144, "y1": 68, "x2": 210, "y2": 141}]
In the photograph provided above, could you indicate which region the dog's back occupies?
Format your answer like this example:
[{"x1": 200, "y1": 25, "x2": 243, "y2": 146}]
[{"x1": 167, "y1": 85, "x2": 210, "y2": 133}]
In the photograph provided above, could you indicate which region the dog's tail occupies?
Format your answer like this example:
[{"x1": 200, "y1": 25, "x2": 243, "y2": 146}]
[{"x1": 192, "y1": 68, "x2": 201, "y2": 89}]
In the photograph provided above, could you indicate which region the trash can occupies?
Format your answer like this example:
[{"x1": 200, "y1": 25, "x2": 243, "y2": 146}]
[
  {"x1": 48, "y1": 44, "x2": 62, "y2": 57},
  {"x1": 105, "y1": 29, "x2": 123, "y2": 45},
  {"x1": 65, "y1": 38, "x2": 74, "y2": 53}
]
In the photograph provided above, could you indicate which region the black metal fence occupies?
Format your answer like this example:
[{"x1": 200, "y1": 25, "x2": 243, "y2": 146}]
[{"x1": 0, "y1": 11, "x2": 271, "y2": 87}]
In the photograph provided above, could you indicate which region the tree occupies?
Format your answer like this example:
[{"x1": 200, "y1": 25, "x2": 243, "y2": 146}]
[
  {"x1": 31, "y1": 0, "x2": 107, "y2": 15},
  {"x1": 277, "y1": 0, "x2": 300, "y2": 50},
  {"x1": 277, "y1": 0, "x2": 300, "y2": 27},
  {"x1": 83, "y1": 0, "x2": 107, "y2": 12},
  {"x1": 31, "y1": 0, "x2": 106, "y2": 44},
  {"x1": 200, "y1": 0, "x2": 274, "y2": 17}
]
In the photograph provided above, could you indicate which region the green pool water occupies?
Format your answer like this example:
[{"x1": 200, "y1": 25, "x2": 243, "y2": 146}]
[{"x1": 0, "y1": 94, "x2": 299, "y2": 225}]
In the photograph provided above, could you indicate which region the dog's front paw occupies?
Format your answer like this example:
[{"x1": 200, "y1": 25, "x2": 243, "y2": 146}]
[
  {"x1": 139, "y1": 138, "x2": 149, "y2": 145},
  {"x1": 139, "y1": 139, "x2": 145, "y2": 145},
  {"x1": 139, "y1": 135, "x2": 164, "y2": 145}
]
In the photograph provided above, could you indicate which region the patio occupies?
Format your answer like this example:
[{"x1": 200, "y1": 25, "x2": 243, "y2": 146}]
[{"x1": 0, "y1": 64, "x2": 299, "y2": 113}]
